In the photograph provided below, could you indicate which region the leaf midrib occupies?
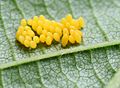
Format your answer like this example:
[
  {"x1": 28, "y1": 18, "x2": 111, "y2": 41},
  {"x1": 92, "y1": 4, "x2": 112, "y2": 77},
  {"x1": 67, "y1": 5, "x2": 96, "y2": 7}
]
[{"x1": 0, "y1": 40, "x2": 120, "y2": 70}]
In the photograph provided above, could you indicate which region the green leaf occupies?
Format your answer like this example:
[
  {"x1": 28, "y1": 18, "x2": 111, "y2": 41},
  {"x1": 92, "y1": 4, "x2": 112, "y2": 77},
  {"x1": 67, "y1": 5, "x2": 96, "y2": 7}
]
[
  {"x1": 105, "y1": 68, "x2": 120, "y2": 88},
  {"x1": 0, "y1": 0, "x2": 120, "y2": 88}
]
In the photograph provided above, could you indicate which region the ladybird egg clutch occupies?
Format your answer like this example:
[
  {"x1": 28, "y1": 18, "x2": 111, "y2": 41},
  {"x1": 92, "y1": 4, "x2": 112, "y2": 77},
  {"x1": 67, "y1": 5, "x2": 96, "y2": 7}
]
[{"x1": 16, "y1": 14, "x2": 85, "y2": 49}]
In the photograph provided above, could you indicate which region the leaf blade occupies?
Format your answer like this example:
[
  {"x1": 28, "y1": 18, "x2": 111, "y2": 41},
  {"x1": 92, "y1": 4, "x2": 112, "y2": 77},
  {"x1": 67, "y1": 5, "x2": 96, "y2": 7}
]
[{"x1": 0, "y1": 0, "x2": 120, "y2": 88}]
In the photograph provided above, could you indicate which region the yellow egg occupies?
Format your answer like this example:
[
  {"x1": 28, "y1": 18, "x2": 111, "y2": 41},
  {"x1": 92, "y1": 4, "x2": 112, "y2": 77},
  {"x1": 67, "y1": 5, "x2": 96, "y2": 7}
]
[
  {"x1": 63, "y1": 28, "x2": 69, "y2": 35},
  {"x1": 47, "y1": 32, "x2": 53, "y2": 37},
  {"x1": 53, "y1": 22, "x2": 58, "y2": 27},
  {"x1": 46, "y1": 36, "x2": 53, "y2": 45},
  {"x1": 16, "y1": 26, "x2": 24, "y2": 39},
  {"x1": 24, "y1": 39, "x2": 30, "y2": 47},
  {"x1": 53, "y1": 33, "x2": 60, "y2": 42},
  {"x1": 45, "y1": 20, "x2": 52, "y2": 27},
  {"x1": 75, "y1": 30, "x2": 83, "y2": 36},
  {"x1": 78, "y1": 17, "x2": 85, "y2": 28},
  {"x1": 33, "y1": 16, "x2": 39, "y2": 22},
  {"x1": 40, "y1": 34, "x2": 46, "y2": 43},
  {"x1": 74, "y1": 20, "x2": 80, "y2": 29},
  {"x1": 51, "y1": 20, "x2": 55, "y2": 23},
  {"x1": 70, "y1": 26, "x2": 76, "y2": 30},
  {"x1": 38, "y1": 20, "x2": 43, "y2": 27},
  {"x1": 70, "y1": 29, "x2": 75, "y2": 35},
  {"x1": 74, "y1": 31, "x2": 82, "y2": 43},
  {"x1": 61, "y1": 18, "x2": 66, "y2": 25},
  {"x1": 49, "y1": 25, "x2": 55, "y2": 33},
  {"x1": 57, "y1": 23, "x2": 64, "y2": 29},
  {"x1": 62, "y1": 34, "x2": 69, "y2": 47},
  {"x1": 43, "y1": 22, "x2": 49, "y2": 30},
  {"x1": 70, "y1": 19, "x2": 75, "y2": 26},
  {"x1": 22, "y1": 31, "x2": 27, "y2": 36},
  {"x1": 18, "y1": 35, "x2": 25, "y2": 44},
  {"x1": 36, "y1": 26, "x2": 42, "y2": 35},
  {"x1": 66, "y1": 14, "x2": 72, "y2": 22},
  {"x1": 18, "y1": 26, "x2": 24, "y2": 31},
  {"x1": 69, "y1": 35, "x2": 75, "y2": 44},
  {"x1": 27, "y1": 30, "x2": 35, "y2": 37},
  {"x1": 70, "y1": 29, "x2": 82, "y2": 43},
  {"x1": 21, "y1": 19, "x2": 27, "y2": 26},
  {"x1": 27, "y1": 19, "x2": 33, "y2": 26},
  {"x1": 25, "y1": 36, "x2": 32, "y2": 41},
  {"x1": 25, "y1": 26, "x2": 31, "y2": 31},
  {"x1": 33, "y1": 36, "x2": 39, "y2": 43},
  {"x1": 66, "y1": 22, "x2": 70, "y2": 28},
  {"x1": 39, "y1": 15, "x2": 45, "y2": 21},
  {"x1": 45, "y1": 19, "x2": 51, "y2": 24},
  {"x1": 42, "y1": 30, "x2": 47, "y2": 36},
  {"x1": 30, "y1": 41, "x2": 37, "y2": 49},
  {"x1": 32, "y1": 20, "x2": 38, "y2": 31},
  {"x1": 55, "y1": 27, "x2": 62, "y2": 36}
]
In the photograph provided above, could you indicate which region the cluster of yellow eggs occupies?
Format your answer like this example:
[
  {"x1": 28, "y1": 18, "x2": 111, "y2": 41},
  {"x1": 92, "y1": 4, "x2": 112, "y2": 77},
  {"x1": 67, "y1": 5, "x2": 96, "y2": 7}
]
[{"x1": 16, "y1": 14, "x2": 85, "y2": 48}]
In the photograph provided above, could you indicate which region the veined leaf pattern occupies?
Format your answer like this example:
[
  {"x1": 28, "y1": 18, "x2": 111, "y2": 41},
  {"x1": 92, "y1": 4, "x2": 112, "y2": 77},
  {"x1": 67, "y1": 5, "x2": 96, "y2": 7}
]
[{"x1": 0, "y1": 0, "x2": 120, "y2": 88}]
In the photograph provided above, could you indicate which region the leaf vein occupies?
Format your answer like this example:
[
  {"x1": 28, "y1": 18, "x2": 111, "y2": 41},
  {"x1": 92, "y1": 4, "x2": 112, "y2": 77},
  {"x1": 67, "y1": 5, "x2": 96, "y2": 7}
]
[
  {"x1": 88, "y1": 0, "x2": 109, "y2": 41},
  {"x1": 89, "y1": 50, "x2": 105, "y2": 87}
]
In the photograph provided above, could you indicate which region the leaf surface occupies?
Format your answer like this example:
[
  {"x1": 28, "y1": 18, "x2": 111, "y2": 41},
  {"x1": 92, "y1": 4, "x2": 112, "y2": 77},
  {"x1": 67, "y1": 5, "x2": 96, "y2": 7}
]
[
  {"x1": 0, "y1": 0, "x2": 120, "y2": 88},
  {"x1": 105, "y1": 68, "x2": 120, "y2": 88}
]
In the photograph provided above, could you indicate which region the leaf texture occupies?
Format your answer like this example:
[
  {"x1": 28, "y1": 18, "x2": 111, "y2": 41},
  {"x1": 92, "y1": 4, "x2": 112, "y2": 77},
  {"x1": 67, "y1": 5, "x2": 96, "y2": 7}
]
[
  {"x1": 105, "y1": 68, "x2": 120, "y2": 88},
  {"x1": 0, "y1": 0, "x2": 120, "y2": 88}
]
